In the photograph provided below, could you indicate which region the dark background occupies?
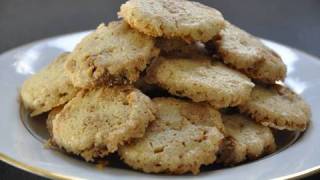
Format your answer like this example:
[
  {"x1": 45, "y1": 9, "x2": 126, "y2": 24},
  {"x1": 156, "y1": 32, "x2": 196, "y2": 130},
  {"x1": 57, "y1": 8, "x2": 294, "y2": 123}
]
[{"x1": 0, "y1": 0, "x2": 319, "y2": 179}]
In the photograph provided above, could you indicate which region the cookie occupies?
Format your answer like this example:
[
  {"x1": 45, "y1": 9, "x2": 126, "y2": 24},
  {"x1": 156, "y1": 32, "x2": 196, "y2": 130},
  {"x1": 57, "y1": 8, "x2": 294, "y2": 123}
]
[
  {"x1": 65, "y1": 21, "x2": 159, "y2": 88},
  {"x1": 213, "y1": 22, "x2": 286, "y2": 83},
  {"x1": 51, "y1": 86, "x2": 156, "y2": 161},
  {"x1": 156, "y1": 38, "x2": 208, "y2": 57},
  {"x1": 145, "y1": 56, "x2": 254, "y2": 108},
  {"x1": 47, "y1": 106, "x2": 63, "y2": 138},
  {"x1": 20, "y1": 53, "x2": 79, "y2": 116},
  {"x1": 239, "y1": 84, "x2": 311, "y2": 131},
  {"x1": 218, "y1": 113, "x2": 276, "y2": 165},
  {"x1": 119, "y1": 0, "x2": 225, "y2": 42},
  {"x1": 119, "y1": 97, "x2": 224, "y2": 174}
]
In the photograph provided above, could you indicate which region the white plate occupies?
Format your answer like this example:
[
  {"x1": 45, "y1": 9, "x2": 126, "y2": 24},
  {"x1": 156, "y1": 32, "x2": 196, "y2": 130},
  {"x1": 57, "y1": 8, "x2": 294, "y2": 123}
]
[{"x1": 0, "y1": 31, "x2": 319, "y2": 180}]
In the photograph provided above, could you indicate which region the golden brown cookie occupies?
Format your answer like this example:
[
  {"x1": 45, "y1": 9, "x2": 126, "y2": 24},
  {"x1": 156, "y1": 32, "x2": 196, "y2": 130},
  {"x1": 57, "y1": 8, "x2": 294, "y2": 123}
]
[
  {"x1": 145, "y1": 56, "x2": 254, "y2": 108},
  {"x1": 119, "y1": 97, "x2": 224, "y2": 174},
  {"x1": 213, "y1": 22, "x2": 286, "y2": 83},
  {"x1": 21, "y1": 53, "x2": 79, "y2": 116},
  {"x1": 119, "y1": 0, "x2": 225, "y2": 42},
  {"x1": 65, "y1": 21, "x2": 159, "y2": 88},
  {"x1": 51, "y1": 86, "x2": 156, "y2": 161},
  {"x1": 239, "y1": 84, "x2": 311, "y2": 131},
  {"x1": 218, "y1": 113, "x2": 276, "y2": 165}
]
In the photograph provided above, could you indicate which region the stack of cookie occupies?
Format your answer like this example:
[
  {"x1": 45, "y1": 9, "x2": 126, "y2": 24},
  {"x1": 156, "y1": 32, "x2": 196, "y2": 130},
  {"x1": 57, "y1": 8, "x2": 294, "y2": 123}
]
[{"x1": 20, "y1": 0, "x2": 311, "y2": 175}]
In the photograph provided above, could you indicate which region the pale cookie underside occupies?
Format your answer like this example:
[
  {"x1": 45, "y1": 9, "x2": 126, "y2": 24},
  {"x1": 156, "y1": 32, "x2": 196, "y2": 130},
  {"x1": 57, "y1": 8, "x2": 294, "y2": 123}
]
[
  {"x1": 239, "y1": 84, "x2": 311, "y2": 131},
  {"x1": 145, "y1": 56, "x2": 254, "y2": 108},
  {"x1": 20, "y1": 53, "x2": 79, "y2": 116},
  {"x1": 119, "y1": 97, "x2": 224, "y2": 174},
  {"x1": 52, "y1": 86, "x2": 156, "y2": 161},
  {"x1": 119, "y1": 0, "x2": 225, "y2": 42},
  {"x1": 214, "y1": 23, "x2": 286, "y2": 83},
  {"x1": 218, "y1": 114, "x2": 276, "y2": 165},
  {"x1": 65, "y1": 21, "x2": 159, "y2": 88}
]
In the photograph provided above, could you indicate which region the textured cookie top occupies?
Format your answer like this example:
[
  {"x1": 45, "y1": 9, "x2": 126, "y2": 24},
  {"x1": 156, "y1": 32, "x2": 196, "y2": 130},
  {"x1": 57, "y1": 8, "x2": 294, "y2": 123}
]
[
  {"x1": 145, "y1": 56, "x2": 254, "y2": 108},
  {"x1": 218, "y1": 114, "x2": 276, "y2": 165},
  {"x1": 21, "y1": 53, "x2": 79, "y2": 116},
  {"x1": 119, "y1": 0, "x2": 225, "y2": 42},
  {"x1": 214, "y1": 23, "x2": 287, "y2": 83},
  {"x1": 65, "y1": 21, "x2": 159, "y2": 88},
  {"x1": 51, "y1": 86, "x2": 156, "y2": 161},
  {"x1": 240, "y1": 84, "x2": 311, "y2": 131},
  {"x1": 119, "y1": 97, "x2": 224, "y2": 174}
]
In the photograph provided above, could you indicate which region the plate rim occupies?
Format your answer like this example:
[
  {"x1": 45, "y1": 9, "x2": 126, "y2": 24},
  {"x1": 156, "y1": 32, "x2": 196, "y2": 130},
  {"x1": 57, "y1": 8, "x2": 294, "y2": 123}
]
[{"x1": 0, "y1": 32, "x2": 319, "y2": 180}]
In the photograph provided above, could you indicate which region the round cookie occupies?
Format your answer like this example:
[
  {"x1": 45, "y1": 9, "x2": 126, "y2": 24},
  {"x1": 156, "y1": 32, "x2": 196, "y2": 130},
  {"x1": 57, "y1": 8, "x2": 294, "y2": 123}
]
[
  {"x1": 21, "y1": 53, "x2": 79, "y2": 116},
  {"x1": 145, "y1": 56, "x2": 254, "y2": 108},
  {"x1": 51, "y1": 86, "x2": 156, "y2": 161},
  {"x1": 213, "y1": 22, "x2": 287, "y2": 83},
  {"x1": 65, "y1": 21, "x2": 159, "y2": 88},
  {"x1": 218, "y1": 113, "x2": 276, "y2": 165},
  {"x1": 239, "y1": 84, "x2": 311, "y2": 131},
  {"x1": 119, "y1": 97, "x2": 224, "y2": 174},
  {"x1": 119, "y1": 0, "x2": 225, "y2": 42}
]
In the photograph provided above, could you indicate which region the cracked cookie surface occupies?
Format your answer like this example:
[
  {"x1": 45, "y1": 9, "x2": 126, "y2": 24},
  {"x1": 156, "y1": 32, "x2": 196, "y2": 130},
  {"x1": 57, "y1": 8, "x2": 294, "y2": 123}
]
[
  {"x1": 65, "y1": 21, "x2": 159, "y2": 88},
  {"x1": 213, "y1": 22, "x2": 286, "y2": 83},
  {"x1": 119, "y1": 0, "x2": 225, "y2": 42},
  {"x1": 21, "y1": 53, "x2": 79, "y2": 116},
  {"x1": 239, "y1": 84, "x2": 310, "y2": 131},
  {"x1": 119, "y1": 97, "x2": 224, "y2": 174},
  {"x1": 145, "y1": 56, "x2": 254, "y2": 108},
  {"x1": 218, "y1": 113, "x2": 276, "y2": 165},
  {"x1": 51, "y1": 86, "x2": 156, "y2": 161}
]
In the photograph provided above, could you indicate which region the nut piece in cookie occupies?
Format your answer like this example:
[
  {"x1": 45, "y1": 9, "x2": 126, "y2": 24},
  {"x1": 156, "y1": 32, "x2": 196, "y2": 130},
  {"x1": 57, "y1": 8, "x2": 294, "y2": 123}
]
[
  {"x1": 65, "y1": 21, "x2": 159, "y2": 88},
  {"x1": 119, "y1": 97, "x2": 224, "y2": 174},
  {"x1": 213, "y1": 22, "x2": 287, "y2": 83},
  {"x1": 218, "y1": 113, "x2": 276, "y2": 165},
  {"x1": 119, "y1": 0, "x2": 225, "y2": 42},
  {"x1": 51, "y1": 86, "x2": 156, "y2": 161},
  {"x1": 20, "y1": 53, "x2": 79, "y2": 116},
  {"x1": 145, "y1": 56, "x2": 254, "y2": 108},
  {"x1": 239, "y1": 84, "x2": 311, "y2": 131}
]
